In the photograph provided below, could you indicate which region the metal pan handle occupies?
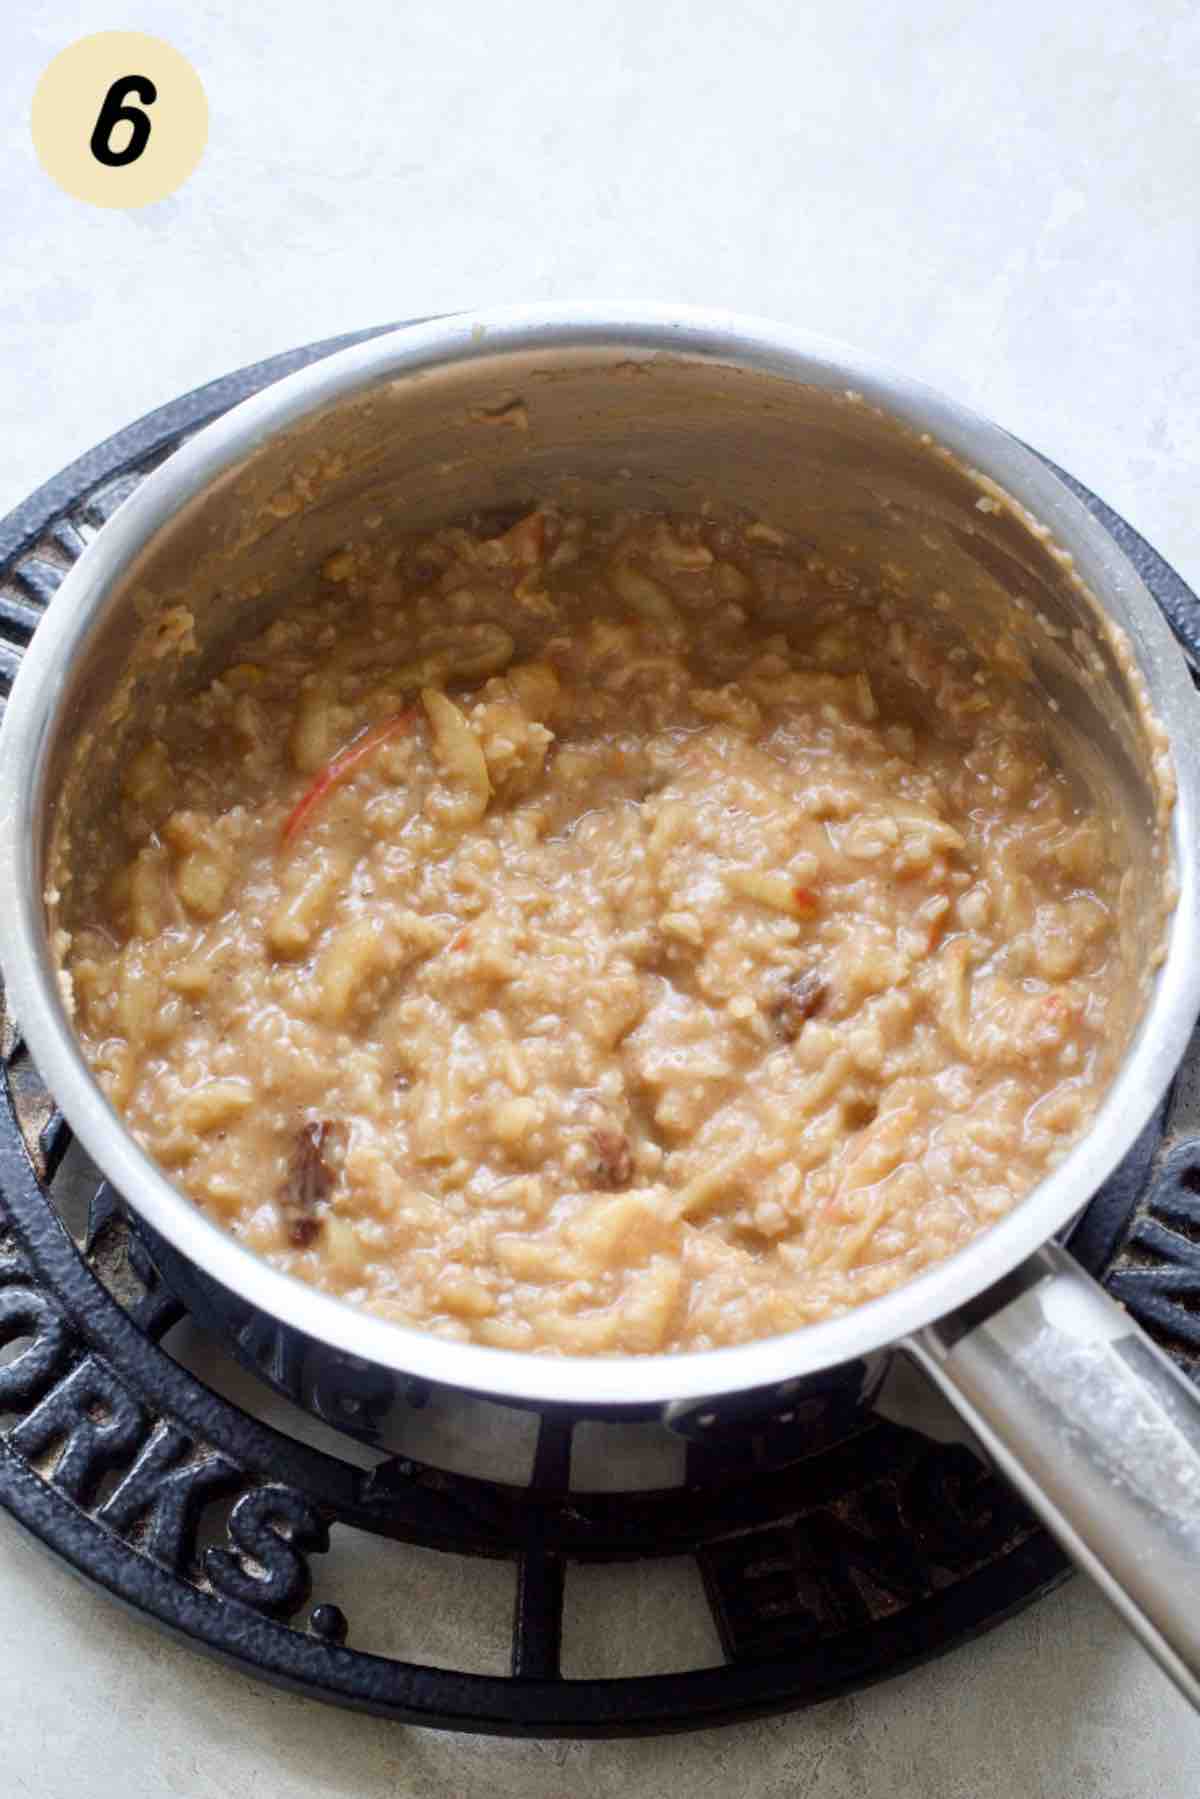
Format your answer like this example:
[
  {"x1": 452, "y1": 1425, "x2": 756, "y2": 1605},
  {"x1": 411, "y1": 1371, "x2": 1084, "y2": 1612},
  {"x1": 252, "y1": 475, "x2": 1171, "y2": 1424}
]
[{"x1": 908, "y1": 1240, "x2": 1200, "y2": 1707}]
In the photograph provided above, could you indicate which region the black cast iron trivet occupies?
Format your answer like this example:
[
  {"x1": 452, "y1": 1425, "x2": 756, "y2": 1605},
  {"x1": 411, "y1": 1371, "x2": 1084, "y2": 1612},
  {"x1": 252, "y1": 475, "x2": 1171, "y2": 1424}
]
[{"x1": 0, "y1": 326, "x2": 1199, "y2": 1736}]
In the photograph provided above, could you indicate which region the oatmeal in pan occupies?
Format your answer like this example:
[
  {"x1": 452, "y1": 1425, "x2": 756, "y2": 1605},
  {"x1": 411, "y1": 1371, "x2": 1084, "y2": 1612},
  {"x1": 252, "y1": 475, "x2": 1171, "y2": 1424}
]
[{"x1": 62, "y1": 507, "x2": 1132, "y2": 1353}]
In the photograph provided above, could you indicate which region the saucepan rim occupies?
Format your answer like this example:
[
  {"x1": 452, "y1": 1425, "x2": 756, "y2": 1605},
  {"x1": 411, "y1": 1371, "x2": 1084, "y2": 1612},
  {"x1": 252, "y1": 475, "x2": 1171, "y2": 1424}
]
[{"x1": 1, "y1": 299, "x2": 1198, "y2": 1408}]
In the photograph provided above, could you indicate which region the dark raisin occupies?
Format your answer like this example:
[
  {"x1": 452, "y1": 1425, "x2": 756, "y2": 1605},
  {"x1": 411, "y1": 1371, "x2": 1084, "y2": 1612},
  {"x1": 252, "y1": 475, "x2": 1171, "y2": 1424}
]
[
  {"x1": 770, "y1": 970, "x2": 829, "y2": 1042},
  {"x1": 289, "y1": 1213, "x2": 321, "y2": 1250},
  {"x1": 280, "y1": 1120, "x2": 335, "y2": 1248},
  {"x1": 589, "y1": 1128, "x2": 634, "y2": 1189},
  {"x1": 841, "y1": 1093, "x2": 879, "y2": 1131}
]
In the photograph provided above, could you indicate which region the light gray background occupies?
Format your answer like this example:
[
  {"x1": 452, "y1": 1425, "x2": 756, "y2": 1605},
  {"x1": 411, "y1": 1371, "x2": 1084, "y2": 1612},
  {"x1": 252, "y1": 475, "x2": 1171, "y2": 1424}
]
[{"x1": 4, "y1": 2, "x2": 1200, "y2": 1794}]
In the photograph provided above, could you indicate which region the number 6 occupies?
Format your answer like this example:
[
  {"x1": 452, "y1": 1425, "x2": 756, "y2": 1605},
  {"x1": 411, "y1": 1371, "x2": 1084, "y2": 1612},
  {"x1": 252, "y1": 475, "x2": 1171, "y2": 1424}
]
[{"x1": 90, "y1": 75, "x2": 157, "y2": 168}]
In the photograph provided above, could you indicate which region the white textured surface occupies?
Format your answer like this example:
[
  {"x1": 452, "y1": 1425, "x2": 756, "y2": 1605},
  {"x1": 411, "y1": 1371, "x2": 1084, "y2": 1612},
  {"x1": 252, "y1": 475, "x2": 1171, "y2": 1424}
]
[
  {"x1": 4, "y1": 1, "x2": 1200, "y2": 1791},
  {"x1": 0, "y1": 1512, "x2": 1196, "y2": 1798}
]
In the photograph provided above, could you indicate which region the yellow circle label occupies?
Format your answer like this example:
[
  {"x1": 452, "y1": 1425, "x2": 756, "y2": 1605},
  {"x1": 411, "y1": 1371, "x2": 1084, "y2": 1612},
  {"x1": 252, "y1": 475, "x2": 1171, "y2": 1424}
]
[{"x1": 32, "y1": 33, "x2": 208, "y2": 209}]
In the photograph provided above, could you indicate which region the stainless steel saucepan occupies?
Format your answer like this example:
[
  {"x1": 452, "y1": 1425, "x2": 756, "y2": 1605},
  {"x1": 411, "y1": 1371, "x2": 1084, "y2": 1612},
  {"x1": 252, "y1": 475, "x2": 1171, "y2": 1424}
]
[{"x1": 2, "y1": 304, "x2": 1200, "y2": 1702}]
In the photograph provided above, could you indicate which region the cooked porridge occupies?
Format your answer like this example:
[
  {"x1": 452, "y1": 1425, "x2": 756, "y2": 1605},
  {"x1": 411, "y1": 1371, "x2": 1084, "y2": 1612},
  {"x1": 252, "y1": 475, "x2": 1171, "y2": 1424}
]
[{"x1": 61, "y1": 506, "x2": 1134, "y2": 1353}]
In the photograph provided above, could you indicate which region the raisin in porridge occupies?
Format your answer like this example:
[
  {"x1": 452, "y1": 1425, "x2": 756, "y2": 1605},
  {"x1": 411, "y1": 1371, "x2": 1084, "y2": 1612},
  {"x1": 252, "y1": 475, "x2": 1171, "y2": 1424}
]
[{"x1": 61, "y1": 507, "x2": 1133, "y2": 1353}]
